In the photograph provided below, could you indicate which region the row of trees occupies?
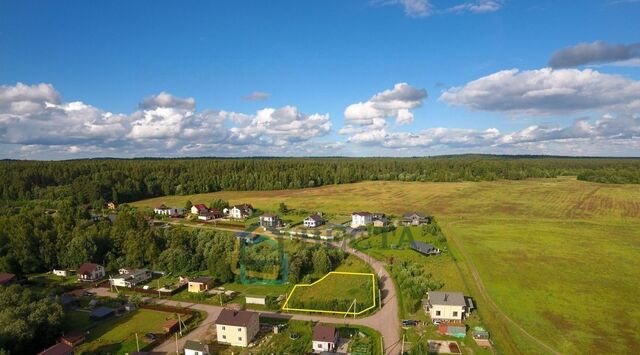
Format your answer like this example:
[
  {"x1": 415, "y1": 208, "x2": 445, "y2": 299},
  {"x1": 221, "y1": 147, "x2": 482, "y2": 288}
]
[{"x1": 2, "y1": 156, "x2": 638, "y2": 204}]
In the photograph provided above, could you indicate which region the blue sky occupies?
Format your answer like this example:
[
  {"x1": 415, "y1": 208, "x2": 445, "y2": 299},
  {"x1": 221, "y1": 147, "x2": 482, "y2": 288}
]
[{"x1": 1, "y1": 0, "x2": 639, "y2": 158}]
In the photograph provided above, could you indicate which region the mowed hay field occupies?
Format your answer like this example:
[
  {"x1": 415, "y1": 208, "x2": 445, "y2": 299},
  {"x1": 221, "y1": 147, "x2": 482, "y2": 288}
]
[{"x1": 132, "y1": 176, "x2": 640, "y2": 354}]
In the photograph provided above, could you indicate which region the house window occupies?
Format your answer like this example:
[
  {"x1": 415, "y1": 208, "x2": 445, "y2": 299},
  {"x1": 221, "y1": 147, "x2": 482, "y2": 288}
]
[
  {"x1": 238, "y1": 337, "x2": 242, "y2": 341},
  {"x1": 318, "y1": 344, "x2": 323, "y2": 348},
  {"x1": 453, "y1": 311, "x2": 458, "y2": 317},
  {"x1": 237, "y1": 327, "x2": 242, "y2": 332},
  {"x1": 222, "y1": 335, "x2": 226, "y2": 339},
  {"x1": 435, "y1": 310, "x2": 441, "y2": 316},
  {"x1": 221, "y1": 326, "x2": 225, "y2": 330}
]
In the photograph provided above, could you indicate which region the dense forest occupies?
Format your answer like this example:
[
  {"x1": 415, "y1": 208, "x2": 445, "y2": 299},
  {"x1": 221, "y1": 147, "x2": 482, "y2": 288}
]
[{"x1": 1, "y1": 155, "x2": 639, "y2": 205}]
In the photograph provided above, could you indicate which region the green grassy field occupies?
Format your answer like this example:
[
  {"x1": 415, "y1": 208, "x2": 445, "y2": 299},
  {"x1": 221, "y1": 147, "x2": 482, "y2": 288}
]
[
  {"x1": 76, "y1": 309, "x2": 176, "y2": 354},
  {"x1": 284, "y1": 272, "x2": 376, "y2": 314},
  {"x1": 132, "y1": 177, "x2": 640, "y2": 354}
]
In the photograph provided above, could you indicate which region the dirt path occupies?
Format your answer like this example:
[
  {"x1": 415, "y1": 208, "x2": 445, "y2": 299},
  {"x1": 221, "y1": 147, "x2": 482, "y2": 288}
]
[{"x1": 444, "y1": 222, "x2": 560, "y2": 355}]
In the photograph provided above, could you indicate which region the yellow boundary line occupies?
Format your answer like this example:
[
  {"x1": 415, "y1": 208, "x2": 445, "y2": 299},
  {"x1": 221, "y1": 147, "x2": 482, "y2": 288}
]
[{"x1": 282, "y1": 271, "x2": 377, "y2": 315}]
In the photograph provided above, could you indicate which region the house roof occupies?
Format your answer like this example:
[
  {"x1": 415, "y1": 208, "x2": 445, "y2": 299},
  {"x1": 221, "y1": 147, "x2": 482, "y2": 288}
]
[
  {"x1": 312, "y1": 325, "x2": 337, "y2": 342},
  {"x1": 184, "y1": 340, "x2": 207, "y2": 352},
  {"x1": 38, "y1": 342, "x2": 74, "y2": 355},
  {"x1": 428, "y1": 291, "x2": 466, "y2": 307},
  {"x1": 155, "y1": 204, "x2": 168, "y2": 209},
  {"x1": 61, "y1": 330, "x2": 86, "y2": 343},
  {"x1": 163, "y1": 319, "x2": 179, "y2": 329},
  {"x1": 403, "y1": 212, "x2": 426, "y2": 218},
  {"x1": 352, "y1": 211, "x2": 371, "y2": 216},
  {"x1": 77, "y1": 263, "x2": 101, "y2": 275},
  {"x1": 261, "y1": 213, "x2": 277, "y2": 218},
  {"x1": 215, "y1": 309, "x2": 258, "y2": 327},
  {"x1": 191, "y1": 276, "x2": 213, "y2": 284},
  {"x1": 193, "y1": 204, "x2": 208, "y2": 211},
  {"x1": 411, "y1": 241, "x2": 438, "y2": 254},
  {"x1": 0, "y1": 272, "x2": 16, "y2": 285},
  {"x1": 233, "y1": 203, "x2": 253, "y2": 210},
  {"x1": 305, "y1": 214, "x2": 323, "y2": 222},
  {"x1": 90, "y1": 306, "x2": 115, "y2": 318}
]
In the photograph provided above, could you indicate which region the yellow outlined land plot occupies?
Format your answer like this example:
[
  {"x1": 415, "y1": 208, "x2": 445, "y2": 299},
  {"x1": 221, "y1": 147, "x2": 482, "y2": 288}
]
[{"x1": 282, "y1": 271, "x2": 377, "y2": 316}]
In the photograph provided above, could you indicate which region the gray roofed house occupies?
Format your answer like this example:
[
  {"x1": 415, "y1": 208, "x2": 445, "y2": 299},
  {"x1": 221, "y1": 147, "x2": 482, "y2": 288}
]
[
  {"x1": 184, "y1": 340, "x2": 210, "y2": 355},
  {"x1": 410, "y1": 241, "x2": 440, "y2": 256},
  {"x1": 90, "y1": 306, "x2": 115, "y2": 320},
  {"x1": 423, "y1": 291, "x2": 473, "y2": 321},
  {"x1": 428, "y1": 291, "x2": 466, "y2": 307},
  {"x1": 402, "y1": 212, "x2": 430, "y2": 226}
]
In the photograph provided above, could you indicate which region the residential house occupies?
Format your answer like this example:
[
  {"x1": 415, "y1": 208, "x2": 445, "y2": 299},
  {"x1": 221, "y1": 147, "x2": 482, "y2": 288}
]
[
  {"x1": 304, "y1": 214, "x2": 324, "y2": 228},
  {"x1": 373, "y1": 216, "x2": 391, "y2": 228},
  {"x1": 188, "y1": 277, "x2": 214, "y2": 293},
  {"x1": 410, "y1": 241, "x2": 441, "y2": 256},
  {"x1": 90, "y1": 307, "x2": 115, "y2": 321},
  {"x1": 0, "y1": 272, "x2": 16, "y2": 286},
  {"x1": 77, "y1": 263, "x2": 105, "y2": 282},
  {"x1": 61, "y1": 331, "x2": 86, "y2": 347},
  {"x1": 422, "y1": 291, "x2": 474, "y2": 322},
  {"x1": 351, "y1": 212, "x2": 373, "y2": 228},
  {"x1": 215, "y1": 309, "x2": 260, "y2": 347},
  {"x1": 110, "y1": 269, "x2": 152, "y2": 288},
  {"x1": 312, "y1": 325, "x2": 339, "y2": 353},
  {"x1": 229, "y1": 204, "x2": 253, "y2": 219},
  {"x1": 259, "y1": 213, "x2": 282, "y2": 228},
  {"x1": 191, "y1": 204, "x2": 209, "y2": 215},
  {"x1": 154, "y1": 205, "x2": 184, "y2": 217},
  {"x1": 106, "y1": 202, "x2": 118, "y2": 210},
  {"x1": 402, "y1": 212, "x2": 430, "y2": 226},
  {"x1": 38, "y1": 342, "x2": 74, "y2": 355},
  {"x1": 184, "y1": 340, "x2": 210, "y2": 355},
  {"x1": 198, "y1": 209, "x2": 223, "y2": 221},
  {"x1": 53, "y1": 269, "x2": 69, "y2": 277}
]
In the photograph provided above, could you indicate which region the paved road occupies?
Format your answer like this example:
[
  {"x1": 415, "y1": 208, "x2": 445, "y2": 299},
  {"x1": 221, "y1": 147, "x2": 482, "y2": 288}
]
[{"x1": 114, "y1": 220, "x2": 402, "y2": 354}]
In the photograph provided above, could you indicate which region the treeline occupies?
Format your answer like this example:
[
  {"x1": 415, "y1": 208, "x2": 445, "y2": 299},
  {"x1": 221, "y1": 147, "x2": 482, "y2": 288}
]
[
  {"x1": 0, "y1": 203, "x2": 240, "y2": 280},
  {"x1": 1, "y1": 156, "x2": 639, "y2": 204}
]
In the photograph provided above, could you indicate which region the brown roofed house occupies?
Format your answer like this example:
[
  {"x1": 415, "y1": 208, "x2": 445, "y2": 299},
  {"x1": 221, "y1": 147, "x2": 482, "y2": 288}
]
[
  {"x1": 312, "y1": 325, "x2": 338, "y2": 353},
  {"x1": 76, "y1": 263, "x2": 105, "y2": 282},
  {"x1": 215, "y1": 309, "x2": 259, "y2": 347}
]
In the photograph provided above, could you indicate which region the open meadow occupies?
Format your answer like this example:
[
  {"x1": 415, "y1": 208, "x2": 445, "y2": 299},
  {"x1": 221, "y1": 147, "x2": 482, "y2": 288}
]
[{"x1": 133, "y1": 176, "x2": 640, "y2": 354}]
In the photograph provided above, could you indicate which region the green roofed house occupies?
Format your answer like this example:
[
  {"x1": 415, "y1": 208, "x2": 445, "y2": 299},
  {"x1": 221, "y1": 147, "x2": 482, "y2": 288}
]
[{"x1": 184, "y1": 340, "x2": 210, "y2": 355}]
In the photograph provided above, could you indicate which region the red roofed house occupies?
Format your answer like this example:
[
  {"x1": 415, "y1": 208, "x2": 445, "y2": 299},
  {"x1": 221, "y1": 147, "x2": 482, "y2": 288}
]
[
  {"x1": 191, "y1": 204, "x2": 209, "y2": 215},
  {"x1": 312, "y1": 325, "x2": 338, "y2": 353},
  {"x1": 0, "y1": 272, "x2": 16, "y2": 286},
  {"x1": 76, "y1": 263, "x2": 105, "y2": 282},
  {"x1": 61, "y1": 331, "x2": 86, "y2": 347},
  {"x1": 38, "y1": 342, "x2": 74, "y2": 355}
]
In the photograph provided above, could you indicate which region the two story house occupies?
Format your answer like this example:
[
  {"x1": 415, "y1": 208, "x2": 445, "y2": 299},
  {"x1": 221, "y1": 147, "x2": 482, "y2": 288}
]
[
  {"x1": 215, "y1": 309, "x2": 260, "y2": 347},
  {"x1": 77, "y1": 263, "x2": 105, "y2": 282},
  {"x1": 229, "y1": 204, "x2": 253, "y2": 219},
  {"x1": 351, "y1": 212, "x2": 373, "y2": 228},
  {"x1": 304, "y1": 214, "x2": 324, "y2": 228},
  {"x1": 422, "y1": 291, "x2": 474, "y2": 322}
]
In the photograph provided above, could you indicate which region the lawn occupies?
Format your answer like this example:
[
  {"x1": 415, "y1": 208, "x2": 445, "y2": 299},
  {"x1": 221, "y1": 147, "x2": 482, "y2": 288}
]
[
  {"x1": 283, "y1": 272, "x2": 376, "y2": 314},
  {"x1": 75, "y1": 309, "x2": 177, "y2": 354},
  {"x1": 131, "y1": 177, "x2": 640, "y2": 354}
]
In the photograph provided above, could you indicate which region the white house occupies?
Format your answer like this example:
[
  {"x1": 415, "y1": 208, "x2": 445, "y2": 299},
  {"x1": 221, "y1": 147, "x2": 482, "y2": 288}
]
[
  {"x1": 229, "y1": 204, "x2": 253, "y2": 219},
  {"x1": 184, "y1": 340, "x2": 210, "y2": 355},
  {"x1": 259, "y1": 213, "x2": 282, "y2": 228},
  {"x1": 77, "y1": 263, "x2": 105, "y2": 282},
  {"x1": 110, "y1": 269, "x2": 152, "y2": 288},
  {"x1": 53, "y1": 269, "x2": 69, "y2": 277},
  {"x1": 422, "y1": 291, "x2": 473, "y2": 322},
  {"x1": 312, "y1": 325, "x2": 338, "y2": 353},
  {"x1": 351, "y1": 212, "x2": 373, "y2": 228},
  {"x1": 304, "y1": 214, "x2": 324, "y2": 228},
  {"x1": 215, "y1": 309, "x2": 260, "y2": 347}
]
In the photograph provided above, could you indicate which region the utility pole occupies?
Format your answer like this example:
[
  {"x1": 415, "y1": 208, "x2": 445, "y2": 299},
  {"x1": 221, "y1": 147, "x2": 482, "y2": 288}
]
[
  {"x1": 178, "y1": 314, "x2": 183, "y2": 336},
  {"x1": 175, "y1": 333, "x2": 178, "y2": 355},
  {"x1": 401, "y1": 333, "x2": 405, "y2": 355},
  {"x1": 135, "y1": 333, "x2": 140, "y2": 352},
  {"x1": 158, "y1": 280, "x2": 161, "y2": 299}
]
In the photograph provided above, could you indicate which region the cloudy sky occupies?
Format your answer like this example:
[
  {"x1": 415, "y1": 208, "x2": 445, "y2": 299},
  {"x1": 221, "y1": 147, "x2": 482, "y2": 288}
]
[{"x1": 1, "y1": 0, "x2": 639, "y2": 159}]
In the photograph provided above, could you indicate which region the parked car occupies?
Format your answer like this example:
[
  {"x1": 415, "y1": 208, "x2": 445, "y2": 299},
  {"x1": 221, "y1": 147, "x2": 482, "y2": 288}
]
[
  {"x1": 402, "y1": 319, "x2": 419, "y2": 327},
  {"x1": 432, "y1": 319, "x2": 443, "y2": 326},
  {"x1": 145, "y1": 333, "x2": 158, "y2": 341}
]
